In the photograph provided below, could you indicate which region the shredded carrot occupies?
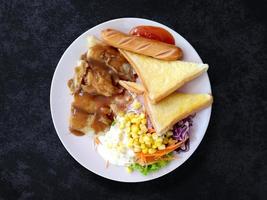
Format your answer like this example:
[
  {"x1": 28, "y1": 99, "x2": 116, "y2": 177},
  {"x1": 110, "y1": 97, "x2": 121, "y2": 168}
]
[
  {"x1": 138, "y1": 140, "x2": 184, "y2": 157},
  {"x1": 135, "y1": 138, "x2": 188, "y2": 164},
  {"x1": 136, "y1": 152, "x2": 175, "y2": 165},
  {"x1": 147, "y1": 128, "x2": 155, "y2": 133},
  {"x1": 94, "y1": 136, "x2": 101, "y2": 145}
]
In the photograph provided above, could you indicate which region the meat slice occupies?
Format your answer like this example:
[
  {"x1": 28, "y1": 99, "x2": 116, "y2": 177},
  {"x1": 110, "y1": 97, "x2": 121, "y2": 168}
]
[
  {"x1": 68, "y1": 60, "x2": 89, "y2": 93},
  {"x1": 89, "y1": 44, "x2": 135, "y2": 81},
  {"x1": 89, "y1": 60, "x2": 120, "y2": 96},
  {"x1": 68, "y1": 37, "x2": 137, "y2": 135},
  {"x1": 72, "y1": 92, "x2": 98, "y2": 113},
  {"x1": 69, "y1": 107, "x2": 94, "y2": 136}
]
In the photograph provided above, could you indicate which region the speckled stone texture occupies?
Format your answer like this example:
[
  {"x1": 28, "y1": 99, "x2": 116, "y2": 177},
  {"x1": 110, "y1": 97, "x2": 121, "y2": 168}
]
[{"x1": 0, "y1": 0, "x2": 267, "y2": 199}]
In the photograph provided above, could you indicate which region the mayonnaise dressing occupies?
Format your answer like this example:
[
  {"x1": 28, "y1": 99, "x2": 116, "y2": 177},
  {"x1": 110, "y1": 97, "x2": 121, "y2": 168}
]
[{"x1": 97, "y1": 117, "x2": 135, "y2": 166}]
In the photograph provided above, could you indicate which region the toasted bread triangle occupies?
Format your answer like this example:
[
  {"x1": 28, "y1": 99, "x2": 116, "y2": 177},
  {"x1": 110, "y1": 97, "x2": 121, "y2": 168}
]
[
  {"x1": 144, "y1": 93, "x2": 213, "y2": 134},
  {"x1": 119, "y1": 50, "x2": 208, "y2": 103},
  {"x1": 118, "y1": 81, "x2": 213, "y2": 134}
]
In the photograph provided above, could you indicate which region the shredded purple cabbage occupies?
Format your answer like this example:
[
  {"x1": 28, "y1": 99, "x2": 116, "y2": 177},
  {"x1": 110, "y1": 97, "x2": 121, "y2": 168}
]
[{"x1": 172, "y1": 114, "x2": 195, "y2": 152}]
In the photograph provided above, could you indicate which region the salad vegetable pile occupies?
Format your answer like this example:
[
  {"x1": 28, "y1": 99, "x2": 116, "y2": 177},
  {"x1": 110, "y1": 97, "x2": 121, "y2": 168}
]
[{"x1": 95, "y1": 100, "x2": 195, "y2": 175}]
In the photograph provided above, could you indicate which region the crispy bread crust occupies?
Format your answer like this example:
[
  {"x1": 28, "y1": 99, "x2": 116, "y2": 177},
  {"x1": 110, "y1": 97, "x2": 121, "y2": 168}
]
[
  {"x1": 119, "y1": 49, "x2": 150, "y2": 92},
  {"x1": 119, "y1": 49, "x2": 208, "y2": 104},
  {"x1": 144, "y1": 94, "x2": 213, "y2": 134},
  {"x1": 149, "y1": 67, "x2": 208, "y2": 103}
]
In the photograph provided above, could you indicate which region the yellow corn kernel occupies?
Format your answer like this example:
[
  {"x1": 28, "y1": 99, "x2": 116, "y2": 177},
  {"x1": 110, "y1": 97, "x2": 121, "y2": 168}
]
[
  {"x1": 134, "y1": 144, "x2": 141, "y2": 150},
  {"x1": 168, "y1": 138, "x2": 177, "y2": 145},
  {"x1": 143, "y1": 135, "x2": 150, "y2": 142},
  {"x1": 133, "y1": 135, "x2": 139, "y2": 139},
  {"x1": 150, "y1": 138, "x2": 154, "y2": 144},
  {"x1": 142, "y1": 130, "x2": 148, "y2": 134},
  {"x1": 140, "y1": 143, "x2": 146, "y2": 149},
  {"x1": 130, "y1": 113, "x2": 136, "y2": 119},
  {"x1": 142, "y1": 148, "x2": 148, "y2": 154},
  {"x1": 148, "y1": 148, "x2": 157, "y2": 154},
  {"x1": 127, "y1": 117, "x2": 132, "y2": 122},
  {"x1": 131, "y1": 125, "x2": 139, "y2": 133},
  {"x1": 125, "y1": 127, "x2": 131, "y2": 133},
  {"x1": 134, "y1": 147, "x2": 141, "y2": 153},
  {"x1": 145, "y1": 141, "x2": 152, "y2": 147},
  {"x1": 126, "y1": 121, "x2": 131, "y2": 127},
  {"x1": 163, "y1": 137, "x2": 169, "y2": 144},
  {"x1": 118, "y1": 111, "x2": 125, "y2": 117},
  {"x1": 152, "y1": 133, "x2": 158, "y2": 140},
  {"x1": 124, "y1": 115, "x2": 129, "y2": 121},
  {"x1": 141, "y1": 118, "x2": 147, "y2": 125},
  {"x1": 129, "y1": 115, "x2": 135, "y2": 121},
  {"x1": 140, "y1": 113, "x2": 145, "y2": 119},
  {"x1": 137, "y1": 130, "x2": 143, "y2": 135},
  {"x1": 131, "y1": 118, "x2": 139, "y2": 124},
  {"x1": 158, "y1": 144, "x2": 166, "y2": 150},
  {"x1": 155, "y1": 140, "x2": 163, "y2": 146},
  {"x1": 140, "y1": 125, "x2": 148, "y2": 133},
  {"x1": 152, "y1": 144, "x2": 157, "y2": 149},
  {"x1": 132, "y1": 100, "x2": 141, "y2": 110},
  {"x1": 139, "y1": 137, "x2": 144, "y2": 143},
  {"x1": 156, "y1": 138, "x2": 163, "y2": 143},
  {"x1": 133, "y1": 133, "x2": 139, "y2": 139},
  {"x1": 166, "y1": 131, "x2": 173, "y2": 137},
  {"x1": 155, "y1": 142, "x2": 162, "y2": 147},
  {"x1": 126, "y1": 167, "x2": 133, "y2": 173},
  {"x1": 134, "y1": 139, "x2": 140, "y2": 145},
  {"x1": 127, "y1": 132, "x2": 131, "y2": 138},
  {"x1": 127, "y1": 112, "x2": 134, "y2": 117},
  {"x1": 119, "y1": 123, "x2": 125, "y2": 130}
]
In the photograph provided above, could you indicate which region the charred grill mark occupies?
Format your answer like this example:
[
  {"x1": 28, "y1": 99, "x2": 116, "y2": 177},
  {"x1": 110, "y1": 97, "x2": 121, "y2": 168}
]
[
  {"x1": 118, "y1": 37, "x2": 133, "y2": 46},
  {"x1": 104, "y1": 29, "x2": 117, "y2": 37},
  {"x1": 155, "y1": 49, "x2": 175, "y2": 58},
  {"x1": 135, "y1": 43, "x2": 151, "y2": 51}
]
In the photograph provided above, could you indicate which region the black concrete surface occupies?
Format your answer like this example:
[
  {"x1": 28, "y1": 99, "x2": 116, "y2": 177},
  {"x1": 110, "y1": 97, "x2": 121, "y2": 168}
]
[{"x1": 0, "y1": 0, "x2": 267, "y2": 199}]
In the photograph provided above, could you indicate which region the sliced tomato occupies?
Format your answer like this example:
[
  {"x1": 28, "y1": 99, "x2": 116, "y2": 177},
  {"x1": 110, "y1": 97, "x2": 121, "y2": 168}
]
[{"x1": 129, "y1": 26, "x2": 175, "y2": 45}]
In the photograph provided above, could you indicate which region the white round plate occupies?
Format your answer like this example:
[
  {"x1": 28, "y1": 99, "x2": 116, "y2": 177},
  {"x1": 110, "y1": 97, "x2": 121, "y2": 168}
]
[{"x1": 50, "y1": 18, "x2": 212, "y2": 182}]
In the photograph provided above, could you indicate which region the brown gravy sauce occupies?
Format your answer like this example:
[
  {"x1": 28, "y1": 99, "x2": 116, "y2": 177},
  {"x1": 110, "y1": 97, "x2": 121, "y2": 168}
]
[
  {"x1": 70, "y1": 91, "x2": 131, "y2": 136},
  {"x1": 69, "y1": 45, "x2": 133, "y2": 136}
]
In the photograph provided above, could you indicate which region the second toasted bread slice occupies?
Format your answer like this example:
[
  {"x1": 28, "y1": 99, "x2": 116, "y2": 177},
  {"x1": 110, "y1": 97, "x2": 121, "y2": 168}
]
[
  {"x1": 119, "y1": 50, "x2": 208, "y2": 103},
  {"x1": 144, "y1": 93, "x2": 213, "y2": 134},
  {"x1": 118, "y1": 81, "x2": 213, "y2": 134}
]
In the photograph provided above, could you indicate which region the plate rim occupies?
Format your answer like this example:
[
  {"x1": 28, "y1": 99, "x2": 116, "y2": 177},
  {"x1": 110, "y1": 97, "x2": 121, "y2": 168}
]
[{"x1": 50, "y1": 17, "x2": 213, "y2": 182}]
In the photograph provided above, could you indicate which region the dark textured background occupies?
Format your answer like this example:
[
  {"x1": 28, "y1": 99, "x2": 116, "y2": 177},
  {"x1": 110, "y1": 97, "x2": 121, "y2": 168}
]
[{"x1": 1, "y1": 0, "x2": 267, "y2": 199}]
